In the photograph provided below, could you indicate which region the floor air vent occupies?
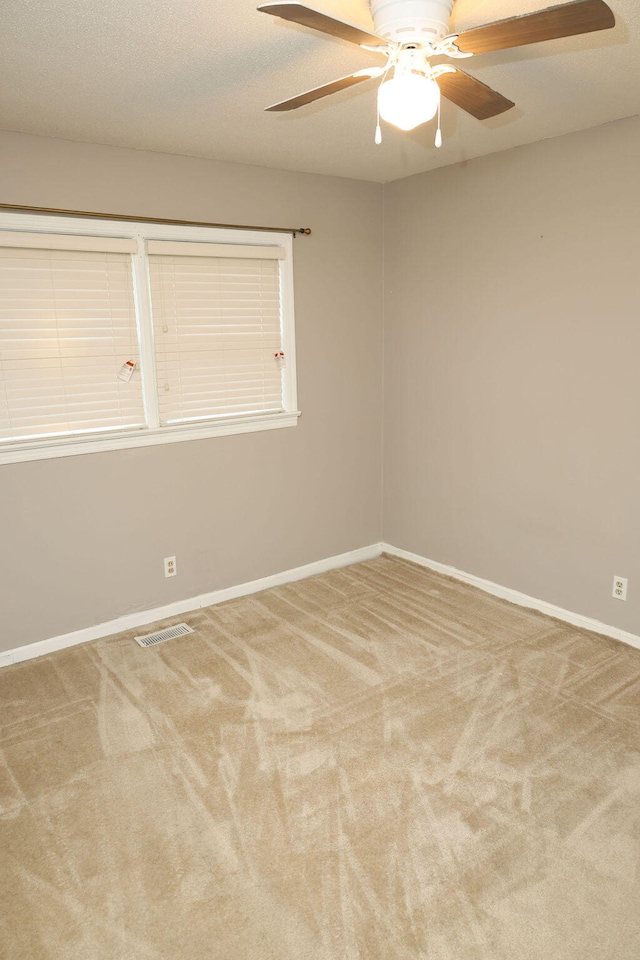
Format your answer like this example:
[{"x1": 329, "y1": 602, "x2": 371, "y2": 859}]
[{"x1": 134, "y1": 622, "x2": 194, "y2": 648}]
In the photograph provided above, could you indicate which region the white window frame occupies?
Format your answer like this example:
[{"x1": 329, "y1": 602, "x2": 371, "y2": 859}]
[{"x1": 0, "y1": 212, "x2": 299, "y2": 464}]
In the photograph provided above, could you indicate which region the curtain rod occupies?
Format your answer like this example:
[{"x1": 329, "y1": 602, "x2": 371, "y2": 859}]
[{"x1": 0, "y1": 203, "x2": 312, "y2": 236}]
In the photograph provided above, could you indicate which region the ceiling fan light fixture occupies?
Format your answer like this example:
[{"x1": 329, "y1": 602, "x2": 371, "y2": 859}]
[{"x1": 378, "y1": 71, "x2": 440, "y2": 131}]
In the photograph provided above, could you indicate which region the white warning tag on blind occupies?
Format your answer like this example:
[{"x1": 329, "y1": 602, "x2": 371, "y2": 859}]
[{"x1": 117, "y1": 360, "x2": 136, "y2": 382}]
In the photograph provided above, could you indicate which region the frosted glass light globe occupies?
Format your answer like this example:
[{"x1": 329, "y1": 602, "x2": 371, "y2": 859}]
[{"x1": 378, "y1": 72, "x2": 440, "y2": 131}]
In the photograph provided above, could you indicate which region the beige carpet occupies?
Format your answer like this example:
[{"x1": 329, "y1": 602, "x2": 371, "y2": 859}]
[{"x1": 1, "y1": 554, "x2": 640, "y2": 959}]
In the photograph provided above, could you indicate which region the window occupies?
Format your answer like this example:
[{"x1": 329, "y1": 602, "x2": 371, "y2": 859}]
[{"x1": 0, "y1": 212, "x2": 298, "y2": 464}]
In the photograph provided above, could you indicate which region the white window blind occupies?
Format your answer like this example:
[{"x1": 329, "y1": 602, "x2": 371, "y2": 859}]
[
  {"x1": 0, "y1": 213, "x2": 298, "y2": 464},
  {"x1": 148, "y1": 249, "x2": 284, "y2": 425},
  {"x1": 0, "y1": 238, "x2": 144, "y2": 443}
]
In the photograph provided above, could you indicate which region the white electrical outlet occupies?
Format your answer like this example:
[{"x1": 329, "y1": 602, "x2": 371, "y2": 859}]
[
  {"x1": 164, "y1": 556, "x2": 177, "y2": 578},
  {"x1": 612, "y1": 576, "x2": 627, "y2": 601}
]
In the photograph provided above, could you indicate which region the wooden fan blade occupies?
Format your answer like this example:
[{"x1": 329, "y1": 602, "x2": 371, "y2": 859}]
[
  {"x1": 265, "y1": 68, "x2": 384, "y2": 111},
  {"x1": 258, "y1": 2, "x2": 388, "y2": 47},
  {"x1": 455, "y1": 0, "x2": 615, "y2": 56},
  {"x1": 436, "y1": 69, "x2": 515, "y2": 120}
]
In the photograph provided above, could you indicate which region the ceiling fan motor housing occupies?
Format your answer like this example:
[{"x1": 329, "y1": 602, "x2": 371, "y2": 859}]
[{"x1": 369, "y1": 0, "x2": 454, "y2": 44}]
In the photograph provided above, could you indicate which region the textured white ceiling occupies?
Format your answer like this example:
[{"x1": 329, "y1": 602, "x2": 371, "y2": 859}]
[{"x1": 1, "y1": 0, "x2": 638, "y2": 182}]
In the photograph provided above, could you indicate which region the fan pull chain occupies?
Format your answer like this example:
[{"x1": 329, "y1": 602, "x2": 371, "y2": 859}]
[
  {"x1": 435, "y1": 97, "x2": 442, "y2": 148},
  {"x1": 375, "y1": 92, "x2": 382, "y2": 144}
]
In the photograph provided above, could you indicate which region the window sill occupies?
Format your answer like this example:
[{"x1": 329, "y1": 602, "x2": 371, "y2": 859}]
[{"x1": 0, "y1": 411, "x2": 301, "y2": 465}]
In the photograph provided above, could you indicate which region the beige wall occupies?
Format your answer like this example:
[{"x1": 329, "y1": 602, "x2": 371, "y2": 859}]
[
  {"x1": 383, "y1": 116, "x2": 640, "y2": 634},
  {"x1": 0, "y1": 132, "x2": 384, "y2": 650},
  {"x1": 3, "y1": 116, "x2": 639, "y2": 652}
]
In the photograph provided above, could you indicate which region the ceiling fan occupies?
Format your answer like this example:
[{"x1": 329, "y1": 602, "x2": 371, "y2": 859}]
[{"x1": 257, "y1": 0, "x2": 616, "y2": 143}]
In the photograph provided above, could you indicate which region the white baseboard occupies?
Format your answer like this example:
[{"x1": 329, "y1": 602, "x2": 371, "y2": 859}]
[
  {"x1": 4, "y1": 540, "x2": 639, "y2": 668},
  {"x1": 381, "y1": 543, "x2": 640, "y2": 652},
  {"x1": 4, "y1": 543, "x2": 384, "y2": 667}
]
